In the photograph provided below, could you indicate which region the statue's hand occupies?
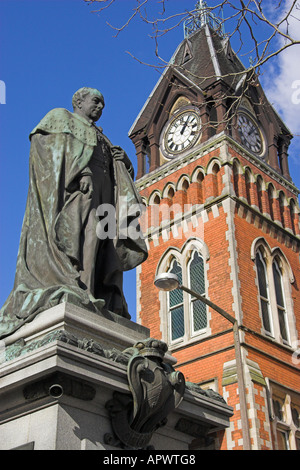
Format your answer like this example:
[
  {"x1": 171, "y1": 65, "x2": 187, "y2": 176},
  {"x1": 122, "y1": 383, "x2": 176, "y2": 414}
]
[
  {"x1": 111, "y1": 145, "x2": 133, "y2": 177},
  {"x1": 80, "y1": 175, "x2": 93, "y2": 196},
  {"x1": 111, "y1": 145, "x2": 126, "y2": 161}
]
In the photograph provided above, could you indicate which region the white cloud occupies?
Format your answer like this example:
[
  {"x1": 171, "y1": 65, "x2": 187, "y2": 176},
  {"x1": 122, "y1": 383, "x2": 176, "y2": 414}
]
[
  {"x1": 261, "y1": 0, "x2": 300, "y2": 170},
  {"x1": 262, "y1": 0, "x2": 300, "y2": 137}
]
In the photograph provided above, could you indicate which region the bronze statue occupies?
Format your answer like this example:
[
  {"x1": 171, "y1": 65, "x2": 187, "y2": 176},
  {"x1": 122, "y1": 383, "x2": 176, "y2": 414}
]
[{"x1": 0, "y1": 87, "x2": 147, "y2": 339}]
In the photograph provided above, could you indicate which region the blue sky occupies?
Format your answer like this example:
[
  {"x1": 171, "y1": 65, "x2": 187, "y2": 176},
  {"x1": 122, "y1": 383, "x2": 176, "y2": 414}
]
[{"x1": 0, "y1": 0, "x2": 299, "y2": 321}]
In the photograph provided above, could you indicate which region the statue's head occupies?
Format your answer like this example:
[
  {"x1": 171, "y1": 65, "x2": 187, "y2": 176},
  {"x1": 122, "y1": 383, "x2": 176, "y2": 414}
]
[{"x1": 72, "y1": 87, "x2": 105, "y2": 122}]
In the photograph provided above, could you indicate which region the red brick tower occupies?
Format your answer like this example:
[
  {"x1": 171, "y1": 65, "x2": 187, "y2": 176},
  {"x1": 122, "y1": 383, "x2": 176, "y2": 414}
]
[{"x1": 129, "y1": 7, "x2": 300, "y2": 450}]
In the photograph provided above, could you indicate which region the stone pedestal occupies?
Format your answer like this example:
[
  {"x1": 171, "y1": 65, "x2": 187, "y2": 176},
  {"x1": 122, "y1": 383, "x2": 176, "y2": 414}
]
[{"x1": 0, "y1": 303, "x2": 233, "y2": 450}]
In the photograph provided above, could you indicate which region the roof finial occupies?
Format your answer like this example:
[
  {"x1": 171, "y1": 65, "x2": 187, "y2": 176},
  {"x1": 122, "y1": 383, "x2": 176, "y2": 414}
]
[{"x1": 184, "y1": 1, "x2": 225, "y2": 38}]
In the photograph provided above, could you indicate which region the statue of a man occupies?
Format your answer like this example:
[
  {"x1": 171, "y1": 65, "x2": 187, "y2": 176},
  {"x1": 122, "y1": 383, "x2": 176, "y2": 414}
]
[{"x1": 0, "y1": 87, "x2": 147, "y2": 339}]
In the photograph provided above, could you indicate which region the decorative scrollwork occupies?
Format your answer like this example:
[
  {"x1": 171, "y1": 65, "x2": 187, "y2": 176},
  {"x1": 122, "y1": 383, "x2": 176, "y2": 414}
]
[{"x1": 105, "y1": 338, "x2": 185, "y2": 449}]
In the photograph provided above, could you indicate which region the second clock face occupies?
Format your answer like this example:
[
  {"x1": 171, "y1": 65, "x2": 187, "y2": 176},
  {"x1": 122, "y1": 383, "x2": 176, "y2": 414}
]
[
  {"x1": 237, "y1": 112, "x2": 263, "y2": 155},
  {"x1": 163, "y1": 110, "x2": 201, "y2": 157}
]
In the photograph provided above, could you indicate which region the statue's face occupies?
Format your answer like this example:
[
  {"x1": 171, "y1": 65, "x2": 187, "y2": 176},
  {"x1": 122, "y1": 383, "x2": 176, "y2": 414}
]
[{"x1": 79, "y1": 92, "x2": 104, "y2": 122}]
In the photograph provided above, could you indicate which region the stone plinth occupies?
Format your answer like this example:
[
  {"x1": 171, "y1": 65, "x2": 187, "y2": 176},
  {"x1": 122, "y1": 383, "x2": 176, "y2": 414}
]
[
  {"x1": 2, "y1": 302, "x2": 149, "y2": 352},
  {"x1": 0, "y1": 303, "x2": 233, "y2": 450}
]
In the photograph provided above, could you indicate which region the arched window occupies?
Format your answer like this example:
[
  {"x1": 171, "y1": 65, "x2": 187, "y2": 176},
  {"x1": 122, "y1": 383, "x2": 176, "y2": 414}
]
[
  {"x1": 256, "y1": 175, "x2": 263, "y2": 213},
  {"x1": 153, "y1": 194, "x2": 161, "y2": 205},
  {"x1": 211, "y1": 163, "x2": 220, "y2": 197},
  {"x1": 268, "y1": 185, "x2": 275, "y2": 221},
  {"x1": 191, "y1": 168, "x2": 205, "y2": 203},
  {"x1": 233, "y1": 161, "x2": 240, "y2": 198},
  {"x1": 168, "y1": 259, "x2": 184, "y2": 342},
  {"x1": 167, "y1": 186, "x2": 175, "y2": 199},
  {"x1": 157, "y1": 239, "x2": 210, "y2": 347},
  {"x1": 255, "y1": 249, "x2": 272, "y2": 335},
  {"x1": 188, "y1": 251, "x2": 207, "y2": 334},
  {"x1": 272, "y1": 259, "x2": 289, "y2": 343},
  {"x1": 181, "y1": 179, "x2": 190, "y2": 192},
  {"x1": 251, "y1": 238, "x2": 296, "y2": 347},
  {"x1": 279, "y1": 192, "x2": 285, "y2": 228},
  {"x1": 245, "y1": 169, "x2": 251, "y2": 205},
  {"x1": 289, "y1": 199, "x2": 296, "y2": 234}
]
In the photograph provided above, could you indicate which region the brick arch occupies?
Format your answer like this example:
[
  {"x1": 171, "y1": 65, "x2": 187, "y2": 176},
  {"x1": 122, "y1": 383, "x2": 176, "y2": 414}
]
[
  {"x1": 266, "y1": 182, "x2": 276, "y2": 221},
  {"x1": 149, "y1": 190, "x2": 162, "y2": 205},
  {"x1": 191, "y1": 166, "x2": 205, "y2": 183},
  {"x1": 147, "y1": 190, "x2": 163, "y2": 228},
  {"x1": 162, "y1": 183, "x2": 176, "y2": 199},
  {"x1": 140, "y1": 196, "x2": 148, "y2": 207},
  {"x1": 244, "y1": 167, "x2": 252, "y2": 205},
  {"x1": 244, "y1": 167, "x2": 257, "y2": 207},
  {"x1": 156, "y1": 237, "x2": 210, "y2": 275},
  {"x1": 206, "y1": 159, "x2": 222, "y2": 200},
  {"x1": 255, "y1": 173, "x2": 266, "y2": 189},
  {"x1": 278, "y1": 190, "x2": 287, "y2": 228},
  {"x1": 250, "y1": 237, "x2": 272, "y2": 261},
  {"x1": 176, "y1": 174, "x2": 191, "y2": 191},
  {"x1": 244, "y1": 166, "x2": 255, "y2": 182},
  {"x1": 232, "y1": 158, "x2": 243, "y2": 198},
  {"x1": 288, "y1": 197, "x2": 300, "y2": 235},
  {"x1": 271, "y1": 247, "x2": 295, "y2": 284},
  {"x1": 256, "y1": 174, "x2": 264, "y2": 213},
  {"x1": 155, "y1": 246, "x2": 182, "y2": 275},
  {"x1": 266, "y1": 181, "x2": 277, "y2": 196},
  {"x1": 206, "y1": 158, "x2": 221, "y2": 175},
  {"x1": 181, "y1": 237, "x2": 210, "y2": 262},
  {"x1": 190, "y1": 167, "x2": 205, "y2": 204},
  {"x1": 231, "y1": 157, "x2": 243, "y2": 172}
]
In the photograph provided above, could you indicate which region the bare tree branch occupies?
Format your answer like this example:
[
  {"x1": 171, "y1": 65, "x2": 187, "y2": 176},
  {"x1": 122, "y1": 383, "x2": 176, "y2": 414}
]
[{"x1": 84, "y1": 0, "x2": 300, "y2": 137}]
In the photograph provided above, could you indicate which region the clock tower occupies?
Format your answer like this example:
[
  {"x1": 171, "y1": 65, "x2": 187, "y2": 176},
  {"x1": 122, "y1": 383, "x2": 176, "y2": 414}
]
[{"x1": 129, "y1": 2, "x2": 300, "y2": 450}]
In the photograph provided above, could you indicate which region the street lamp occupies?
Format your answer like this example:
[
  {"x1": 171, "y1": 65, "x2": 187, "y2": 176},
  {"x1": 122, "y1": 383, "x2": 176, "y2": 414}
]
[
  {"x1": 154, "y1": 272, "x2": 251, "y2": 449},
  {"x1": 154, "y1": 273, "x2": 236, "y2": 324}
]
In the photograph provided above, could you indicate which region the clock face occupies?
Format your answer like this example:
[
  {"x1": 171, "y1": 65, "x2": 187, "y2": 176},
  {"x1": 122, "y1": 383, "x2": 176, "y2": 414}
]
[
  {"x1": 163, "y1": 110, "x2": 201, "y2": 157},
  {"x1": 237, "y1": 113, "x2": 263, "y2": 155}
]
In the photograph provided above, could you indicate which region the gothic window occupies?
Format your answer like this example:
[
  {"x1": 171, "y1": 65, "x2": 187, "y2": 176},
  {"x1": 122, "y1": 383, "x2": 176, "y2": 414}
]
[
  {"x1": 232, "y1": 160, "x2": 241, "y2": 198},
  {"x1": 252, "y1": 238, "x2": 296, "y2": 346},
  {"x1": 255, "y1": 249, "x2": 272, "y2": 335},
  {"x1": 245, "y1": 168, "x2": 251, "y2": 205},
  {"x1": 158, "y1": 239, "x2": 209, "y2": 347},
  {"x1": 272, "y1": 259, "x2": 289, "y2": 343},
  {"x1": 279, "y1": 192, "x2": 285, "y2": 228},
  {"x1": 211, "y1": 163, "x2": 220, "y2": 198},
  {"x1": 167, "y1": 186, "x2": 175, "y2": 199},
  {"x1": 188, "y1": 251, "x2": 207, "y2": 334},
  {"x1": 269, "y1": 383, "x2": 300, "y2": 450},
  {"x1": 273, "y1": 399, "x2": 284, "y2": 421},
  {"x1": 168, "y1": 259, "x2": 184, "y2": 341},
  {"x1": 289, "y1": 199, "x2": 297, "y2": 234},
  {"x1": 182, "y1": 179, "x2": 190, "y2": 192},
  {"x1": 153, "y1": 194, "x2": 160, "y2": 205},
  {"x1": 268, "y1": 185, "x2": 275, "y2": 221},
  {"x1": 256, "y1": 175, "x2": 263, "y2": 213},
  {"x1": 191, "y1": 168, "x2": 205, "y2": 203},
  {"x1": 277, "y1": 430, "x2": 290, "y2": 450}
]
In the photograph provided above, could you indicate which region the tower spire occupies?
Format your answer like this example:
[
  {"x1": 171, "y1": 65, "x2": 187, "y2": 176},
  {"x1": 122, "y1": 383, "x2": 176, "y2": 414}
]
[{"x1": 184, "y1": 0, "x2": 225, "y2": 38}]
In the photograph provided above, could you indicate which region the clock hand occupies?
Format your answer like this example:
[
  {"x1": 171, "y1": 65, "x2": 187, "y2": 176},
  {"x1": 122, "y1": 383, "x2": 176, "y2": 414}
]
[{"x1": 180, "y1": 116, "x2": 191, "y2": 135}]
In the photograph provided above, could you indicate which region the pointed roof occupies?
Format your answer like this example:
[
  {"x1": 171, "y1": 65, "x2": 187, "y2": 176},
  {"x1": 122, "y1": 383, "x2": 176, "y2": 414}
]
[
  {"x1": 173, "y1": 25, "x2": 246, "y2": 89},
  {"x1": 129, "y1": 25, "x2": 245, "y2": 137},
  {"x1": 129, "y1": 22, "x2": 291, "y2": 139}
]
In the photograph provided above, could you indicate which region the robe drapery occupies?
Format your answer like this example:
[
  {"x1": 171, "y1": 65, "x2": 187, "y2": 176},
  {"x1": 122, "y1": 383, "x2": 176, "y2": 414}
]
[{"x1": 0, "y1": 108, "x2": 147, "y2": 339}]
